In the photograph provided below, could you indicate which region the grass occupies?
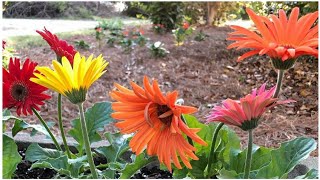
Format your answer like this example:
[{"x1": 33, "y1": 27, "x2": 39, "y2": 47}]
[
  {"x1": 7, "y1": 17, "x2": 151, "y2": 50},
  {"x1": 7, "y1": 29, "x2": 94, "y2": 50}
]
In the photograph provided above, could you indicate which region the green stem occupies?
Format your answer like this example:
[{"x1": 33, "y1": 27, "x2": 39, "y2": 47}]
[
  {"x1": 207, "y1": 122, "x2": 224, "y2": 178},
  {"x1": 180, "y1": 115, "x2": 193, "y2": 146},
  {"x1": 32, "y1": 108, "x2": 62, "y2": 151},
  {"x1": 273, "y1": 69, "x2": 284, "y2": 98},
  {"x1": 244, "y1": 129, "x2": 253, "y2": 179},
  {"x1": 58, "y1": 94, "x2": 72, "y2": 158},
  {"x1": 78, "y1": 103, "x2": 98, "y2": 179}
]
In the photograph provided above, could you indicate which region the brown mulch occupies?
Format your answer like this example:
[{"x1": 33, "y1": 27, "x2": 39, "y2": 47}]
[{"x1": 8, "y1": 25, "x2": 318, "y2": 156}]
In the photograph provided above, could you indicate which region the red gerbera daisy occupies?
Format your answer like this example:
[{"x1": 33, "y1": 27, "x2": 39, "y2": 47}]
[
  {"x1": 3, "y1": 58, "x2": 51, "y2": 116},
  {"x1": 36, "y1": 27, "x2": 77, "y2": 64}
]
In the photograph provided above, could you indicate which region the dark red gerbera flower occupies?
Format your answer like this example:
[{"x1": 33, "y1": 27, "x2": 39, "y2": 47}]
[
  {"x1": 36, "y1": 27, "x2": 77, "y2": 64},
  {"x1": 3, "y1": 58, "x2": 51, "y2": 116}
]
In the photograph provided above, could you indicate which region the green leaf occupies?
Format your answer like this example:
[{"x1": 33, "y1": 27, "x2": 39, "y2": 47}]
[
  {"x1": 96, "y1": 132, "x2": 130, "y2": 179},
  {"x1": 120, "y1": 154, "x2": 157, "y2": 179},
  {"x1": 68, "y1": 102, "x2": 114, "y2": 153},
  {"x1": 217, "y1": 169, "x2": 241, "y2": 179},
  {"x1": 31, "y1": 155, "x2": 85, "y2": 178},
  {"x1": 181, "y1": 115, "x2": 241, "y2": 178},
  {"x1": 228, "y1": 145, "x2": 271, "y2": 173},
  {"x1": 96, "y1": 132, "x2": 130, "y2": 163},
  {"x1": 25, "y1": 143, "x2": 63, "y2": 162},
  {"x1": 295, "y1": 169, "x2": 318, "y2": 179},
  {"x1": 2, "y1": 108, "x2": 12, "y2": 120},
  {"x1": 256, "y1": 137, "x2": 317, "y2": 179},
  {"x1": 172, "y1": 166, "x2": 188, "y2": 179},
  {"x1": 2, "y1": 134, "x2": 22, "y2": 179},
  {"x1": 11, "y1": 118, "x2": 51, "y2": 137},
  {"x1": 32, "y1": 156, "x2": 71, "y2": 176},
  {"x1": 30, "y1": 121, "x2": 55, "y2": 137}
]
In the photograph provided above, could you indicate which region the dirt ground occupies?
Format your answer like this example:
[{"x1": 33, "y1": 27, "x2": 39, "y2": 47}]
[{"x1": 9, "y1": 25, "x2": 318, "y2": 156}]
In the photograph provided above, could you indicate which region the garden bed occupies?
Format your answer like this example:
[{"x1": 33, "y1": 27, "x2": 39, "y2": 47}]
[
  {"x1": 8, "y1": 24, "x2": 318, "y2": 156},
  {"x1": 11, "y1": 134, "x2": 317, "y2": 179}
]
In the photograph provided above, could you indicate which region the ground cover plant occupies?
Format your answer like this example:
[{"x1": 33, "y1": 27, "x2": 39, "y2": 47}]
[{"x1": 2, "y1": 4, "x2": 318, "y2": 179}]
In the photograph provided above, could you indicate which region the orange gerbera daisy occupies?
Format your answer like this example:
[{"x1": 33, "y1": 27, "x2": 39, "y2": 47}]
[
  {"x1": 110, "y1": 76, "x2": 207, "y2": 171},
  {"x1": 228, "y1": 7, "x2": 318, "y2": 69}
]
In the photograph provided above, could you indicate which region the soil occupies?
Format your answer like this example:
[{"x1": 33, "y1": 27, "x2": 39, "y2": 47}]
[
  {"x1": 14, "y1": 147, "x2": 172, "y2": 179},
  {"x1": 8, "y1": 24, "x2": 318, "y2": 157}
]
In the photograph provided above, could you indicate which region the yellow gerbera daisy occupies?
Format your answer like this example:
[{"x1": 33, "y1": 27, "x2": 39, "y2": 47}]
[{"x1": 30, "y1": 52, "x2": 108, "y2": 104}]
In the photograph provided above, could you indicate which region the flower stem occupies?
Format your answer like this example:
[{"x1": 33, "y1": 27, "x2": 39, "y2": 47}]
[
  {"x1": 31, "y1": 108, "x2": 62, "y2": 151},
  {"x1": 78, "y1": 103, "x2": 98, "y2": 179},
  {"x1": 58, "y1": 94, "x2": 72, "y2": 158},
  {"x1": 273, "y1": 69, "x2": 284, "y2": 98},
  {"x1": 206, "y1": 122, "x2": 224, "y2": 178},
  {"x1": 244, "y1": 129, "x2": 253, "y2": 179}
]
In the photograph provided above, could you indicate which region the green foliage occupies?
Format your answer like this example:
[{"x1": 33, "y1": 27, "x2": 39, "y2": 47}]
[
  {"x1": 148, "y1": 41, "x2": 169, "y2": 58},
  {"x1": 120, "y1": 38, "x2": 134, "y2": 52},
  {"x1": 194, "y1": 30, "x2": 209, "y2": 41},
  {"x1": 172, "y1": 23, "x2": 194, "y2": 46},
  {"x1": 2, "y1": 41, "x2": 16, "y2": 69},
  {"x1": 68, "y1": 102, "x2": 114, "y2": 154},
  {"x1": 98, "y1": 18, "x2": 124, "y2": 31},
  {"x1": 228, "y1": 1, "x2": 318, "y2": 20},
  {"x1": 255, "y1": 137, "x2": 317, "y2": 178},
  {"x1": 219, "y1": 137, "x2": 317, "y2": 179},
  {"x1": 25, "y1": 143, "x2": 64, "y2": 162},
  {"x1": 183, "y1": 2, "x2": 206, "y2": 24},
  {"x1": 146, "y1": 2, "x2": 184, "y2": 31},
  {"x1": 3, "y1": 134, "x2": 22, "y2": 179},
  {"x1": 120, "y1": 154, "x2": 157, "y2": 179},
  {"x1": 74, "y1": 40, "x2": 90, "y2": 49},
  {"x1": 96, "y1": 133, "x2": 130, "y2": 178},
  {"x1": 2, "y1": 109, "x2": 54, "y2": 137},
  {"x1": 32, "y1": 155, "x2": 85, "y2": 178},
  {"x1": 172, "y1": 115, "x2": 241, "y2": 178},
  {"x1": 295, "y1": 169, "x2": 318, "y2": 179}
]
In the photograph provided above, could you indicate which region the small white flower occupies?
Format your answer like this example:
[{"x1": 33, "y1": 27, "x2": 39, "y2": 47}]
[{"x1": 154, "y1": 41, "x2": 162, "y2": 48}]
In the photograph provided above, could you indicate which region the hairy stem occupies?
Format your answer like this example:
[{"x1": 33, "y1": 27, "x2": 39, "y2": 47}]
[
  {"x1": 58, "y1": 94, "x2": 72, "y2": 158},
  {"x1": 207, "y1": 122, "x2": 224, "y2": 178},
  {"x1": 78, "y1": 103, "x2": 98, "y2": 179},
  {"x1": 273, "y1": 69, "x2": 284, "y2": 98},
  {"x1": 244, "y1": 129, "x2": 253, "y2": 179},
  {"x1": 32, "y1": 108, "x2": 62, "y2": 151}
]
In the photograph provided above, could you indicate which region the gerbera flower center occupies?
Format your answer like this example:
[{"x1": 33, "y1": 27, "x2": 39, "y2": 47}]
[
  {"x1": 10, "y1": 83, "x2": 28, "y2": 101},
  {"x1": 157, "y1": 105, "x2": 173, "y2": 125}
]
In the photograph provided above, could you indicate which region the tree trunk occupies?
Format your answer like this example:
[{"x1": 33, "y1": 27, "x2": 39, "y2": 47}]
[{"x1": 206, "y1": 2, "x2": 220, "y2": 26}]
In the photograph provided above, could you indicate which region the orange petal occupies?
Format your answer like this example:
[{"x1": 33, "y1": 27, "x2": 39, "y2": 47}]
[
  {"x1": 176, "y1": 105, "x2": 198, "y2": 114},
  {"x1": 237, "y1": 50, "x2": 260, "y2": 62}
]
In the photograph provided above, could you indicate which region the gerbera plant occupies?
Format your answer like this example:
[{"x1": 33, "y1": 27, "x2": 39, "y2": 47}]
[
  {"x1": 36, "y1": 27, "x2": 78, "y2": 158},
  {"x1": 227, "y1": 7, "x2": 318, "y2": 98},
  {"x1": 207, "y1": 83, "x2": 294, "y2": 178},
  {"x1": 2, "y1": 5, "x2": 317, "y2": 180},
  {"x1": 3, "y1": 57, "x2": 61, "y2": 150},
  {"x1": 172, "y1": 22, "x2": 194, "y2": 46},
  {"x1": 31, "y1": 52, "x2": 108, "y2": 178},
  {"x1": 110, "y1": 76, "x2": 207, "y2": 171}
]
